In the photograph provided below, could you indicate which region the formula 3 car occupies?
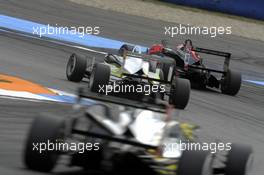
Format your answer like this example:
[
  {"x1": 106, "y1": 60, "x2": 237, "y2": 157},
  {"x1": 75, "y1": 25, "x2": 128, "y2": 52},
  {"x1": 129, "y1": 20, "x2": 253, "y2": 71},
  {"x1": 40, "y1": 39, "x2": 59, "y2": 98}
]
[
  {"x1": 66, "y1": 46, "x2": 190, "y2": 109},
  {"x1": 23, "y1": 90, "x2": 253, "y2": 175},
  {"x1": 148, "y1": 39, "x2": 242, "y2": 96}
]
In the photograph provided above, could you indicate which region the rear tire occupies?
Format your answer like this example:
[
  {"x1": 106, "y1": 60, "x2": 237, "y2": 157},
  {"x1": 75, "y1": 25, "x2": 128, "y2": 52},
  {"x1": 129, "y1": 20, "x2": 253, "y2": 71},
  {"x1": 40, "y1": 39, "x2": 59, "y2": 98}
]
[
  {"x1": 225, "y1": 144, "x2": 253, "y2": 175},
  {"x1": 24, "y1": 114, "x2": 65, "y2": 172},
  {"x1": 89, "y1": 63, "x2": 110, "y2": 93},
  {"x1": 221, "y1": 70, "x2": 241, "y2": 95},
  {"x1": 177, "y1": 150, "x2": 212, "y2": 175},
  {"x1": 66, "y1": 53, "x2": 87, "y2": 82},
  {"x1": 169, "y1": 77, "x2": 190, "y2": 109}
]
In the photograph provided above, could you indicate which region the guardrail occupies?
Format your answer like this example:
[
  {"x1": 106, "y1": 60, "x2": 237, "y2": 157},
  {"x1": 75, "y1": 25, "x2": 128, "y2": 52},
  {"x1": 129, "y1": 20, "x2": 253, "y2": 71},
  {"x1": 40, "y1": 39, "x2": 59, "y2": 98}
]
[{"x1": 163, "y1": 0, "x2": 264, "y2": 20}]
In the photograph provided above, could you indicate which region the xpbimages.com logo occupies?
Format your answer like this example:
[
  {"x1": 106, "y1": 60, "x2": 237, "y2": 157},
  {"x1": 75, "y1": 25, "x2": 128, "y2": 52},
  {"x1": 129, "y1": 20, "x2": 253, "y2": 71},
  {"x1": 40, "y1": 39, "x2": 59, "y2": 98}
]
[
  {"x1": 164, "y1": 24, "x2": 232, "y2": 38},
  {"x1": 96, "y1": 82, "x2": 166, "y2": 95},
  {"x1": 163, "y1": 141, "x2": 232, "y2": 154},
  {"x1": 32, "y1": 24, "x2": 100, "y2": 38},
  {"x1": 32, "y1": 140, "x2": 100, "y2": 154}
]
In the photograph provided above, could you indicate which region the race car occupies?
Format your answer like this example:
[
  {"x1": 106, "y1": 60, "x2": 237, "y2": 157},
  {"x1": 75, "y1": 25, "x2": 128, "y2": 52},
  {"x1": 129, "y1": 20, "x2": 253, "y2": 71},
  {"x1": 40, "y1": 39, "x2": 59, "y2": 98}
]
[
  {"x1": 148, "y1": 39, "x2": 242, "y2": 96},
  {"x1": 66, "y1": 45, "x2": 190, "y2": 109},
  {"x1": 23, "y1": 90, "x2": 253, "y2": 175}
]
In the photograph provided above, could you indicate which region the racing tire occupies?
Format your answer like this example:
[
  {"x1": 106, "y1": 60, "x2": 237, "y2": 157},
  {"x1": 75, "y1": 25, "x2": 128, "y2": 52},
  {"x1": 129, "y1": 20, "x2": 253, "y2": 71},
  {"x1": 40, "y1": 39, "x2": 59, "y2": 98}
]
[
  {"x1": 177, "y1": 150, "x2": 212, "y2": 175},
  {"x1": 169, "y1": 77, "x2": 190, "y2": 109},
  {"x1": 66, "y1": 53, "x2": 87, "y2": 82},
  {"x1": 24, "y1": 114, "x2": 65, "y2": 172},
  {"x1": 89, "y1": 63, "x2": 110, "y2": 93},
  {"x1": 221, "y1": 70, "x2": 241, "y2": 96},
  {"x1": 225, "y1": 144, "x2": 253, "y2": 175}
]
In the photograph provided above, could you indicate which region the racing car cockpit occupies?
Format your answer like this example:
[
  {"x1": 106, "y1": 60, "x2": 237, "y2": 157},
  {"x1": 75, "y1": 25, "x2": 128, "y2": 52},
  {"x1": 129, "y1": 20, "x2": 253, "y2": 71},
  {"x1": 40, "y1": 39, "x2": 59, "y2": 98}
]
[{"x1": 149, "y1": 39, "x2": 203, "y2": 68}]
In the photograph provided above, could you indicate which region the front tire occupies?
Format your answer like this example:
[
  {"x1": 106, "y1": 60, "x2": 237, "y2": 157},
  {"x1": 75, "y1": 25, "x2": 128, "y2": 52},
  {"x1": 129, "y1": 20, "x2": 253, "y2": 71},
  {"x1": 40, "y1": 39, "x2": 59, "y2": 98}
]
[
  {"x1": 66, "y1": 53, "x2": 87, "y2": 82},
  {"x1": 169, "y1": 77, "x2": 190, "y2": 109}
]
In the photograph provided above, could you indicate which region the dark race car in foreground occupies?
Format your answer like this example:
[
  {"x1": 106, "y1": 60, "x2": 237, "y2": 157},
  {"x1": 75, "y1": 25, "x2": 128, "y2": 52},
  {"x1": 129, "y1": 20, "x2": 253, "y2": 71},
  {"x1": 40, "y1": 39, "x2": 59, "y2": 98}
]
[
  {"x1": 66, "y1": 46, "x2": 190, "y2": 109},
  {"x1": 23, "y1": 89, "x2": 253, "y2": 175},
  {"x1": 148, "y1": 39, "x2": 242, "y2": 95}
]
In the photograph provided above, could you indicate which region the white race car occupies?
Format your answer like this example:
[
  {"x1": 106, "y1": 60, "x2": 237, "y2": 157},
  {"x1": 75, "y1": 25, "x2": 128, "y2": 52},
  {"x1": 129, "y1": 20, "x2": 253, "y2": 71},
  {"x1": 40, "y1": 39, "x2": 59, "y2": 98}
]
[
  {"x1": 66, "y1": 45, "x2": 190, "y2": 109},
  {"x1": 24, "y1": 92, "x2": 253, "y2": 175}
]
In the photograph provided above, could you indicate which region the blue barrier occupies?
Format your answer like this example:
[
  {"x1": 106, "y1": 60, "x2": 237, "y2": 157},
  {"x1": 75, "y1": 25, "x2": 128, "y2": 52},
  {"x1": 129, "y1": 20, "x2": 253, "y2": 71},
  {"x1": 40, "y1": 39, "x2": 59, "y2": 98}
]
[
  {"x1": 0, "y1": 14, "x2": 148, "y2": 50},
  {"x1": 163, "y1": 0, "x2": 264, "y2": 20}
]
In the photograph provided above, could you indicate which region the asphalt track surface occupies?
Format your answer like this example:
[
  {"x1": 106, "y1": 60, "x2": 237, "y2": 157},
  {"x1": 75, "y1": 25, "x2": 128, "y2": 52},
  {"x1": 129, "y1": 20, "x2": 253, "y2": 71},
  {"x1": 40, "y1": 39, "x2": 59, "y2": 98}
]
[{"x1": 0, "y1": 0, "x2": 264, "y2": 174}]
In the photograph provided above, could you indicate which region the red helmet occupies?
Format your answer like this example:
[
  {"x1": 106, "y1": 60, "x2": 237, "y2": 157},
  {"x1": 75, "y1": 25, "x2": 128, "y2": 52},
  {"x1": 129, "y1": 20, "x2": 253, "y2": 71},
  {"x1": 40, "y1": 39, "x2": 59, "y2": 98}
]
[{"x1": 148, "y1": 44, "x2": 164, "y2": 54}]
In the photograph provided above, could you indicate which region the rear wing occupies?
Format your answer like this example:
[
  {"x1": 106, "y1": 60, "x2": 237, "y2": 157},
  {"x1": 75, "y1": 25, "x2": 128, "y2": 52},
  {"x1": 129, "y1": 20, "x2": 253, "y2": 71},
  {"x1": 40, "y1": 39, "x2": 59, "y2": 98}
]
[
  {"x1": 193, "y1": 47, "x2": 231, "y2": 73},
  {"x1": 124, "y1": 51, "x2": 144, "y2": 58},
  {"x1": 121, "y1": 51, "x2": 171, "y2": 83},
  {"x1": 175, "y1": 39, "x2": 232, "y2": 73},
  {"x1": 123, "y1": 51, "x2": 162, "y2": 61}
]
